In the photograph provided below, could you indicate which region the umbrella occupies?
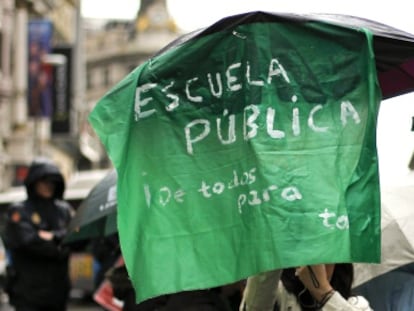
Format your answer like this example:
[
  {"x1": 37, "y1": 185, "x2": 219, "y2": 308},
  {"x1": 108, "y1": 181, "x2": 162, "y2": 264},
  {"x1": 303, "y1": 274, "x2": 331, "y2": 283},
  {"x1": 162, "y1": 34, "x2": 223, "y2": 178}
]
[
  {"x1": 159, "y1": 11, "x2": 414, "y2": 100},
  {"x1": 352, "y1": 179, "x2": 414, "y2": 308},
  {"x1": 353, "y1": 262, "x2": 414, "y2": 310},
  {"x1": 296, "y1": 13, "x2": 414, "y2": 99},
  {"x1": 64, "y1": 170, "x2": 118, "y2": 243}
]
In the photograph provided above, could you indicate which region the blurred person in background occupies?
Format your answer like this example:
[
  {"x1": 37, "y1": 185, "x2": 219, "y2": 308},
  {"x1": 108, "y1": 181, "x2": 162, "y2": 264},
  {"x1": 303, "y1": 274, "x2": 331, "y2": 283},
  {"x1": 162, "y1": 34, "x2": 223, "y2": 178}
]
[
  {"x1": 4, "y1": 158, "x2": 75, "y2": 311},
  {"x1": 91, "y1": 233, "x2": 120, "y2": 291}
]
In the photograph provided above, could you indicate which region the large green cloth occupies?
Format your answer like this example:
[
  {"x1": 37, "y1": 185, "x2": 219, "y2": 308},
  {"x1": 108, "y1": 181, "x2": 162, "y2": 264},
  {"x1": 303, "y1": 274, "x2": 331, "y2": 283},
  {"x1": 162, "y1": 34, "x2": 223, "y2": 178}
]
[{"x1": 89, "y1": 19, "x2": 382, "y2": 302}]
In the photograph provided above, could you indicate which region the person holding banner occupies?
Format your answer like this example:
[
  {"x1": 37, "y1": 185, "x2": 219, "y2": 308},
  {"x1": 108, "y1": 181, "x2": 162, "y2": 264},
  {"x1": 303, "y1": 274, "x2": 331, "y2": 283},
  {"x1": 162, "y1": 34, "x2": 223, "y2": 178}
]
[{"x1": 240, "y1": 264, "x2": 372, "y2": 311}]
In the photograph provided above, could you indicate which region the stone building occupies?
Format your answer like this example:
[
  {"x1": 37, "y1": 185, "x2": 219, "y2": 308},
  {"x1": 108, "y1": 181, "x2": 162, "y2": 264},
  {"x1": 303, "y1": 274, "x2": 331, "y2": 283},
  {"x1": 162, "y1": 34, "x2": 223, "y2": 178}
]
[
  {"x1": 0, "y1": 0, "x2": 82, "y2": 190},
  {"x1": 0, "y1": 0, "x2": 180, "y2": 191},
  {"x1": 81, "y1": 0, "x2": 179, "y2": 169}
]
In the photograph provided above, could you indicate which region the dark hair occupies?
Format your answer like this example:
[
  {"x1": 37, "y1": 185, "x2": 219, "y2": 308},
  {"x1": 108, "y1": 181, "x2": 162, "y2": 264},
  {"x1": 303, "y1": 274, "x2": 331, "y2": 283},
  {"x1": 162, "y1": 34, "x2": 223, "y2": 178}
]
[{"x1": 280, "y1": 264, "x2": 354, "y2": 311}]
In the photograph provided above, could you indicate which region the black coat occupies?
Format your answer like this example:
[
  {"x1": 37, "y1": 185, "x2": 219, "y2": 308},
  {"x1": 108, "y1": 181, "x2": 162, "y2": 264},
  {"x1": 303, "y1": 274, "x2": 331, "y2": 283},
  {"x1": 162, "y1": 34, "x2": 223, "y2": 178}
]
[{"x1": 4, "y1": 160, "x2": 74, "y2": 309}]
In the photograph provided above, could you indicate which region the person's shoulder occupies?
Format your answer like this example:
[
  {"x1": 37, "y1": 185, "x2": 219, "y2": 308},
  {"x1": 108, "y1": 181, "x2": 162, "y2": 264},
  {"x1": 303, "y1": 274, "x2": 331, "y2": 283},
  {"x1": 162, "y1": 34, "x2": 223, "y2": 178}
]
[
  {"x1": 8, "y1": 201, "x2": 25, "y2": 210},
  {"x1": 6, "y1": 201, "x2": 29, "y2": 223},
  {"x1": 54, "y1": 199, "x2": 72, "y2": 209},
  {"x1": 7, "y1": 201, "x2": 29, "y2": 214},
  {"x1": 54, "y1": 199, "x2": 75, "y2": 216}
]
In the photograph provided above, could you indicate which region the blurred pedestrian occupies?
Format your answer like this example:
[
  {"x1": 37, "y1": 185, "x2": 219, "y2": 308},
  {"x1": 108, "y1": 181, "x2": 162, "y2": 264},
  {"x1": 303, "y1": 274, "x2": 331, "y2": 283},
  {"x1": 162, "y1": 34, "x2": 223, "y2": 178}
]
[
  {"x1": 91, "y1": 233, "x2": 120, "y2": 291},
  {"x1": 4, "y1": 158, "x2": 75, "y2": 311}
]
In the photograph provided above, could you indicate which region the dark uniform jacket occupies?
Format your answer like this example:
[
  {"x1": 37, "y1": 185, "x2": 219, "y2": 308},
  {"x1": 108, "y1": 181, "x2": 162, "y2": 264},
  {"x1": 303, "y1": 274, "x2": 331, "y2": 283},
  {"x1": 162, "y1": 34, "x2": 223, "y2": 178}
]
[{"x1": 4, "y1": 160, "x2": 74, "y2": 309}]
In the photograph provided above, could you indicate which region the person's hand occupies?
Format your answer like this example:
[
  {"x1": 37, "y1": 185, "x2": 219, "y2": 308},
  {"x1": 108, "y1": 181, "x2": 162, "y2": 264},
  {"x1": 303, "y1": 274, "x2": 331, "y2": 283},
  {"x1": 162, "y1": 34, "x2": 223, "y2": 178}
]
[
  {"x1": 38, "y1": 230, "x2": 54, "y2": 241},
  {"x1": 295, "y1": 265, "x2": 333, "y2": 302}
]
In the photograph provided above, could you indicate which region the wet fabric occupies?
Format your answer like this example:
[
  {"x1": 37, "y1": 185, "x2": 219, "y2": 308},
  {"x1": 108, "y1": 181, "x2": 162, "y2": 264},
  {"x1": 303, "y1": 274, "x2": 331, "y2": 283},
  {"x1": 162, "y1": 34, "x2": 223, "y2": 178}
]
[{"x1": 89, "y1": 12, "x2": 382, "y2": 302}]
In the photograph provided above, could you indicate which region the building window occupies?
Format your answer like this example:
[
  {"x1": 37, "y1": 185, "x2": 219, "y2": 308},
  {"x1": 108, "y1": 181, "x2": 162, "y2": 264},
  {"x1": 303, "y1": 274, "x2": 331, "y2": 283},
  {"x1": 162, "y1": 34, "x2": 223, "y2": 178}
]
[
  {"x1": 86, "y1": 71, "x2": 92, "y2": 90},
  {"x1": 103, "y1": 67, "x2": 110, "y2": 87},
  {"x1": 0, "y1": 33, "x2": 3, "y2": 76}
]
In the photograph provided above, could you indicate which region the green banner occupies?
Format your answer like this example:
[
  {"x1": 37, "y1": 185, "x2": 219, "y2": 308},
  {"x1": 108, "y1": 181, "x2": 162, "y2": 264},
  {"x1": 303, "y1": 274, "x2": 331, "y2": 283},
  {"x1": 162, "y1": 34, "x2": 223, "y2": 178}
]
[{"x1": 89, "y1": 20, "x2": 382, "y2": 302}]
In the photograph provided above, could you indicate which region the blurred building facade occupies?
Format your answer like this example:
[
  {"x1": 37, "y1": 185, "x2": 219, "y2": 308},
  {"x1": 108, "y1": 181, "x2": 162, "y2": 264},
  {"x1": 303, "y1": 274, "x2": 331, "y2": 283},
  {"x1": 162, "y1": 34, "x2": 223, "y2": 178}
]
[
  {"x1": 81, "y1": 0, "x2": 179, "y2": 170},
  {"x1": 0, "y1": 0, "x2": 180, "y2": 192},
  {"x1": 0, "y1": 0, "x2": 82, "y2": 189}
]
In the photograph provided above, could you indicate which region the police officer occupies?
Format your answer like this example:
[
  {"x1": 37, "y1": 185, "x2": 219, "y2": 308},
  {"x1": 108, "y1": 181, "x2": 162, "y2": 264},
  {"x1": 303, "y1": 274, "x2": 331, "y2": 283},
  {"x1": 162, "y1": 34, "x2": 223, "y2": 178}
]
[{"x1": 4, "y1": 158, "x2": 74, "y2": 311}]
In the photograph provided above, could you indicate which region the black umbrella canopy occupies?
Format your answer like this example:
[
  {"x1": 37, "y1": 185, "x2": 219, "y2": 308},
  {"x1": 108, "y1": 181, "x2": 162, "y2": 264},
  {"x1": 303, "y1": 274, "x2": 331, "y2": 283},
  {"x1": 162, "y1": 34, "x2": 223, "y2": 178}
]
[
  {"x1": 64, "y1": 170, "x2": 118, "y2": 243},
  {"x1": 301, "y1": 13, "x2": 414, "y2": 99},
  {"x1": 158, "y1": 11, "x2": 414, "y2": 100}
]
